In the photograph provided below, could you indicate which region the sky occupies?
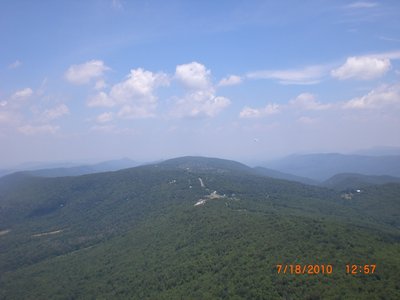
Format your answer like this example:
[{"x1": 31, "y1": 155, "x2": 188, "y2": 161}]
[{"x1": 1, "y1": 0, "x2": 400, "y2": 166}]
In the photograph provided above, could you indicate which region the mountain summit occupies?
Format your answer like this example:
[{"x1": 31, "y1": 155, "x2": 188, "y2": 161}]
[{"x1": 158, "y1": 156, "x2": 254, "y2": 173}]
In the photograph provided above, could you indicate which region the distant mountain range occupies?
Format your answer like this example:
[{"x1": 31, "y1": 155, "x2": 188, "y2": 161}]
[
  {"x1": 352, "y1": 146, "x2": 400, "y2": 156},
  {"x1": 253, "y1": 166, "x2": 318, "y2": 185},
  {"x1": 321, "y1": 173, "x2": 400, "y2": 191},
  {"x1": 3, "y1": 154, "x2": 400, "y2": 192},
  {"x1": 264, "y1": 153, "x2": 400, "y2": 181},
  {"x1": 0, "y1": 158, "x2": 140, "y2": 178}
]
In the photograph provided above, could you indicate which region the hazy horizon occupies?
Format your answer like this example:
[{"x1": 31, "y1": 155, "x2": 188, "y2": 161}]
[
  {"x1": 1, "y1": 1, "x2": 400, "y2": 166},
  {"x1": 2, "y1": 144, "x2": 400, "y2": 171}
]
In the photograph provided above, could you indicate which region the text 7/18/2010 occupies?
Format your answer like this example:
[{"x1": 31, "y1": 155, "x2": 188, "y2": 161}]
[{"x1": 276, "y1": 264, "x2": 376, "y2": 275}]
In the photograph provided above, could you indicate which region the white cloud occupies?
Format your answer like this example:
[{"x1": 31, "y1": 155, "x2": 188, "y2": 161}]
[
  {"x1": 18, "y1": 124, "x2": 59, "y2": 135},
  {"x1": 175, "y1": 62, "x2": 211, "y2": 90},
  {"x1": 86, "y1": 63, "x2": 230, "y2": 119},
  {"x1": 118, "y1": 105, "x2": 156, "y2": 119},
  {"x1": 96, "y1": 112, "x2": 113, "y2": 123},
  {"x1": 239, "y1": 103, "x2": 280, "y2": 118},
  {"x1": 289, "y1": 93, "x2": 331, "y2": 110},
  {"x1": 173, "y1": 90, "x2": 230, "y2": 118},
  {"x1": 245, "y1": 50, "x2": 400, "y2": 84},
  {"x1": 218, "y1": 75, "x2": 242, "y2": 87},
  {"x1": 345, "y1": 2, "x2": 378, "y2": 9},
  {"x1": 87, "y1": 68, "x2": 168, "y2": 119},
  {"x1": 110, "y1": 68, "x2": 169, "y2": 118},
  {"x1": 331, "y1": 56, "x2": 391, "y2": 80},
  {"x1": 94, "y1": 79, "x2": 107, "y2": 90},
  {"x1": 239, "y1": 93, "x2": 331, "y2": 119},
  {"x1": 42, "y1": 104, "x2": 69, "y2": 120},
  {"x1": 173, "y1": 62, "x2": 231, "y2": 117},
  {"x1": 87, "y1": 92, "x2": 116, "y2": 107},
  {"x1": 8, "y1": 60, "x2": 22, "y2": 69},
  {"x1": 239, "y1": 107, "x2": 262, "y2": 118},
  {"x1": 65, "y1": 60, "x2": 109, "y2": 85},
  {"x1": 110, "y1": 68, "x2": 168, "y2": 103},
  {"x1": 246, "y1": 65, "x2": 326, "y2": 85},
  {"x1": 343, "y1": 83, "x2": 400, "y2": 109},
  {"x1": 12, "y1": 88, "x2": 33, "y2": 99}
]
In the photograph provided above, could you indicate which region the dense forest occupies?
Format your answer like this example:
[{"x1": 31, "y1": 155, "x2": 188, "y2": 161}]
[{"x1": 0, "y1": 157, "x2": 399, "y2": 299}]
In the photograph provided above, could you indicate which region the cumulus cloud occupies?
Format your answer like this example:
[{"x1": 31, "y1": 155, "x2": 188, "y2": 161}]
[
  {"x1": 247, "y1": 65, "x2": 326, "y2": 85},
  {"x1": 12, "y1": 88, "x2": 33, "y2": 99},
  {"x1": 18, "y1": 124, "x2": 59, "y2": 135},
  {"x1": 289, "y1": 93, "x2": 331, "y2": 110},
  {"x1": 110, "y1": 68, "x2": 168, "y2": 103},
  {"x1": 87, "y1": 92, "x2": 116, "y2": 107},
  {"x1": 239, "y1": 93, "x2": 331, "y2": 119},
  {"x1": 343, "y1": 83, "x2": 400, "y2": 109},
  {"x1": 175, "y1": 62, "x2": 211, "y2": 90},
  {"x1": 42, "y1": 104, "x2": 69, "y2": 120},
  {"x1": 94, "y1": 79, "x2": 107, "y2": 90},
  {"x1": 331, "y1": 56, "x2": 391, "y2": 80},
  {"x1": 239, "y1": 104, "x2": 280, "y2": 118},
  {"x1": 96, "y1": 112, "x2": 113, "y2": 123},
  {"x1": 65, "y1": 60, "x2": 109, "y2": 85},
  {"x1": 173, "y1": 90, "x2": 230, "y2": 118},
  {"x1": 110, "y1": 68, "x2": 169, "y2": 118},
  {"x1": 218, "y1": 75, "x2": 242, "y2": 87},
  {"x1": 117, "y1": 105, "x2": 156, "y2": 119},
  {"x1": 86, "y1": 63, "x2": 229, "y2": 119},
  {"x1": 87, "y1": 68, "x2": 168, "y2": 119},
  {"x1": 173, "y1": 62, "x2": 231, "y2": 117}
]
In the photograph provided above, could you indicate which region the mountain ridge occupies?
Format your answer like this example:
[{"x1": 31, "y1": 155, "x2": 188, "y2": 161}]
[
  {"x1": 0, "y1": 155, "x2": 399, "y2": 299},
  {"x1": 322, "y1": 173, "x2": 400, "y2": 191},
  {"x1": 264, "y1": 153, "x2": 400, "y2": 180},
  {"x1": 0, "y1": 158, "x2": 140, "y2": 178}
]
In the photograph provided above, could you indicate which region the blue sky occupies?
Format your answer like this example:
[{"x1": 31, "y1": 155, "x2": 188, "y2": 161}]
[{"x1": 1, "y1": 0, "x2": 400, "y2": 166}]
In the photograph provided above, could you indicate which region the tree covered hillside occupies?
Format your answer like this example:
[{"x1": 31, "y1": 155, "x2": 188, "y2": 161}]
[{"x1": 0, "y1": 157, "x2": 399, "y2": 299}]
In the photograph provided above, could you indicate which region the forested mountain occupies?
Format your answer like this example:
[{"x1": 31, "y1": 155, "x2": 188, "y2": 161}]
[
  {"x1": 0, "y1": 157, "x2": 399, "y2": 299},
  {"x1": 322, "y1": 173, "x2": 400, "y2": 191},
  {"x1": 264, "y1": 153, "x2": 400, "y2": 181},
  {"x1": 253, "y1": 166, "x2": 318, "y2": 185},
  {"x1": 0, "y1": 158, "x2": 139, "y2": 178}
]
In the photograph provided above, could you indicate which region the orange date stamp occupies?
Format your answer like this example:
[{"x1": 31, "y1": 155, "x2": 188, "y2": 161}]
[
  {"x1": 277, "y1": 264, "x2": 333, "y2": 275},
  {"x1": 276, "y1": 264, "x2": 376, "y2": 275}
]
